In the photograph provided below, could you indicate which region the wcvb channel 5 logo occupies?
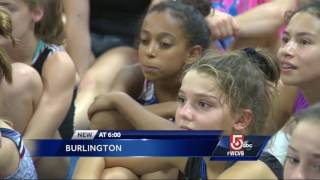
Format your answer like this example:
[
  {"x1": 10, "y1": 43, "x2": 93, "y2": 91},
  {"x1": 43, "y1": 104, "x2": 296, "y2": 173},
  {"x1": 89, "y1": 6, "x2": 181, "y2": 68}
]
[{"x1": 227, "y1": 134, "x2": 253, "y2": 156}]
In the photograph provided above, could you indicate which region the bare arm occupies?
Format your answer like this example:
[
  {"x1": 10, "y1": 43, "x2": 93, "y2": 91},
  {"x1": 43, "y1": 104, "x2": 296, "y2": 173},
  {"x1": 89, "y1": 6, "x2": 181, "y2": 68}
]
[
  {"x1": 89, "y1": 101, "x2": 177, "y2": 130},
  {"x1": 64, "y1": 0, "x2": 94, "y2": 78},
  {"x1": 73, "y1": 157, "x2": 185, "y2": 178},
  {"x1": 23, "y1": 52, "x2": 76, "y2": 140},
  {"x1": 89, "y1": 65, "x2": 144, "y2": 129},
  {"x1": 89, "y1": 63, "x2": 178, "y2": 129},
  {"x1": 110, "y1": 65, "x2": 178, "y2": 119},
  {"x1": 231, "y1": 0, "x2": 296, "y2": 53},
  {"x1": 234, "y1": 0, "x2": 295, "y2": 38},
  {"x1": 89, "y1": 92, "x2": 179, "y2": 130},
  {"x1": 145, "y1": 101, "x2": 177, "y2": 119},
  {"x1": 207, "y1": 0, "x2": 296, "y2": 40}
]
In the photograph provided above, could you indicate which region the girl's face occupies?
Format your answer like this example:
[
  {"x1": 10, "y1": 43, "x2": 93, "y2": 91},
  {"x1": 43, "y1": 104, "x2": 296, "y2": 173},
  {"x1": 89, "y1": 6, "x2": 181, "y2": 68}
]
[
  {"x1": 277, "y1": 12, "x2": 320, "y2": 87},
  {"x1": 175, "y1": 70, "x2": 235, "y2": 133},
  {"x1": 0, "y1": 0, "x2": 37, "y2": 47},
  {"x1": 138, "y1": 10, "x2": 191, "y2": 81},
  {"x1": 284, "y1": 120, "x2": 320, "y2": 179}
]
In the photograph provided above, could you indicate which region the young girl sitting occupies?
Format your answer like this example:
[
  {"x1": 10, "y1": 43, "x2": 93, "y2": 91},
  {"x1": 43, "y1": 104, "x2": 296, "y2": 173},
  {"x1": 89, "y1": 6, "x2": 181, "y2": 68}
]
[
  {"x1": 0, "y1": 1, "x2": 75, "y2": 178},
  {"x1": 0, "y1": 11, "x2": 37, "y2": 178},
  {"x1": 76, "y1": 48, "x2": 281, "y2": 179},
  {"x1": 89, "y1": 1, "x2": 211, "y2": 130}
]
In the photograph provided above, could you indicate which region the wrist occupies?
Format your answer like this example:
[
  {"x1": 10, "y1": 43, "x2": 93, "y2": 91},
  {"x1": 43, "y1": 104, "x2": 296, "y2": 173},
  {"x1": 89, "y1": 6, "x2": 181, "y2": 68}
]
[{"x1": 110, "y1": 92, "x2": 130, "y2": 109}]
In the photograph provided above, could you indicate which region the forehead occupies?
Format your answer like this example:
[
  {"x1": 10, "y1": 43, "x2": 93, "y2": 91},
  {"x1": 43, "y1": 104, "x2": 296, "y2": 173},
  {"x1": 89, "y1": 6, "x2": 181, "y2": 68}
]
[
  {"x1": 0, "y1": 0, "x2": 19, "y2": 6},
  {"x1": 290, "y1": 120, "x2": 320, "y2": 155},
  {"x1": 181, "y1": 70, "x2": 221, "y2": 95},
  {"x1": 142, "y1": 10, "x2": 186, "y2": 35},
  {"x1": 287, "y1": 12, "x2": 320, "y2": 34}
]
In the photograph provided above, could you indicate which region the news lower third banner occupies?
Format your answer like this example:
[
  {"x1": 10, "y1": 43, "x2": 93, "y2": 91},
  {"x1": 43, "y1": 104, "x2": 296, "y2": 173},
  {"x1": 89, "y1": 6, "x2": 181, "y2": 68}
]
[{"x1": 28, "y1": 130, "x2": 270, "y2": 160}]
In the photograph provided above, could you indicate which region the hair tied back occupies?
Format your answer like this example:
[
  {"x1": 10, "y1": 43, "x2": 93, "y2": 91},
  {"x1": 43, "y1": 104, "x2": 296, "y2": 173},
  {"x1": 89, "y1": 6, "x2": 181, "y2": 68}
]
[{"x1": 242, "y1": 47, "x2": 275, "y2": 82}]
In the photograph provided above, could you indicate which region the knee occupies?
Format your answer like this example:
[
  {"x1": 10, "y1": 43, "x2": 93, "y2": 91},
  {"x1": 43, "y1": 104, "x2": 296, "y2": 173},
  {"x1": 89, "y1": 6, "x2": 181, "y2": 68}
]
[
  {"x1": 98, "y1": 47, "x2": 138, "y2": 65},
  {"x1": 79, "y1": 47, "x2": 138, "y2": 92},
  {"x1": 78, "y1": 71, "x2": 98, "y2": 92}
]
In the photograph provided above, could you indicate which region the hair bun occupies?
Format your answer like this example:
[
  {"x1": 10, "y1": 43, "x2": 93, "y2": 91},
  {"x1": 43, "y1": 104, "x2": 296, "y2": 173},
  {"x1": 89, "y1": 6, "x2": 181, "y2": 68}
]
[{"x1": 242, "y1": 48, "x2": 278, "y2": 82}]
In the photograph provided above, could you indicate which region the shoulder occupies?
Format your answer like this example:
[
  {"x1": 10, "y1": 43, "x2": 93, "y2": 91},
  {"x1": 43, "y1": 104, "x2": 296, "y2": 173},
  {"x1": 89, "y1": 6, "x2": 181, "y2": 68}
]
[
  {"x1": 45, "y1": 50, "x2": 75, "y2": 71},
  {"x1": 2, "y1": 63, "x2": 42, "y2": 95},
  {"x1": 0, "y1": 134, "x2": 20, "y2": 178},
  {"x1": 42, "y1": 50, "x2": 76, "y2": 85},
  {"x1": 39, "y1": 44, "x2": 75, "y2": 73},
  {"x1": 11, "y1": 63, "x2": 41, "y2": 81}
]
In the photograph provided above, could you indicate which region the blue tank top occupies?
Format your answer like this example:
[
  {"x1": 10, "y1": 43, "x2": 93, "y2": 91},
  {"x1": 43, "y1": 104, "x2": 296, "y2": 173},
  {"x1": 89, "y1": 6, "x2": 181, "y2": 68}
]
[
  {"x1": 31, "y1": 40, "x2": 64, "y2": 75},
  {"x1": 137, "y1": 80, "x2": 175, "y2": 121},
  {"x1": 137, "y1": 80, "x2": 159, "y2": 105},
  {"x1": 0, "y1": 128, "x2": 38, "y2": 179}
]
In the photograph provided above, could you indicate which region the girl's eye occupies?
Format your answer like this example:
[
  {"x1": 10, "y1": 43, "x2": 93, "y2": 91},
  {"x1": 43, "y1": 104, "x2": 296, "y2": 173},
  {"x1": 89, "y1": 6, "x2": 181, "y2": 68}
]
[
  {"x1": 197, "y1": 101, "x2": 210, "y2": 109},
  {"x1": 139, "y1": 38, "x2": 149, "y2": 45},
  {"x1": 177, "y1": 96, "x2": 186, "y2": 105},
  {"x1": 298, "y1": 39, "x2": 311, "y2": 45},
  {"x1": 159, "y1": 42, "x2": 172, "y2": 49},
  {"x1": 281, "y1": 36, "x2": 289, "y2": 44},
  {"x1": 287, "y1": 156, "x2": 300, "y2": 165}
]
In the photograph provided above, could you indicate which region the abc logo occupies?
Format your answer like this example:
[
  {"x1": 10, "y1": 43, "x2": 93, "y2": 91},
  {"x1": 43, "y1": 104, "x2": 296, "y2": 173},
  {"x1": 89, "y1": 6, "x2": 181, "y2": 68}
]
[
  {"x1": 230, "y1": 135, "x2": 244, "y2": 151},
  {"x1": 243, "y1": 140, "x2": 253, "y2": 151}
]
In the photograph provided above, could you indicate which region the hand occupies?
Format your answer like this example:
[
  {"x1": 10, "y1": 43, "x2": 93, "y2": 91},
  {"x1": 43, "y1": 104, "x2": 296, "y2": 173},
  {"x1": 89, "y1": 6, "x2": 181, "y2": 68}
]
[
  {"x1": 88, "y1": 94, "x2": 116, "y2": 120},
  {"x1": 206, "y1": 9, "x2": 240, "y2": 40}
]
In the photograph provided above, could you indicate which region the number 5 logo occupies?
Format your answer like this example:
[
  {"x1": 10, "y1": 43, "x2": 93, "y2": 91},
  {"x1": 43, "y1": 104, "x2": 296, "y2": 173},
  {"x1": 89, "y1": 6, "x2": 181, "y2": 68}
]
[{"x1": 230, "y1": 134, "x2": 244, "y2": 151}]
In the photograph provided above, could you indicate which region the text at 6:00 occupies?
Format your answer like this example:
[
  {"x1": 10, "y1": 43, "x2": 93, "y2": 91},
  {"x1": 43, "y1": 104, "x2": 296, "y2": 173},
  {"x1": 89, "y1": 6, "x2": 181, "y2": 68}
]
[{"x1": 108, "y1": 132, "x2": 121, "y2": 138}]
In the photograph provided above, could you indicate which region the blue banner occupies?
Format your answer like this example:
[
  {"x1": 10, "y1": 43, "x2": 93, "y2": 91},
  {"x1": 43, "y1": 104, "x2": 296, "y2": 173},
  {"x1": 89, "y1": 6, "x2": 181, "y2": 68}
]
[{"x1": 28, "y1": 131, "x2": 270, "y2": 160}]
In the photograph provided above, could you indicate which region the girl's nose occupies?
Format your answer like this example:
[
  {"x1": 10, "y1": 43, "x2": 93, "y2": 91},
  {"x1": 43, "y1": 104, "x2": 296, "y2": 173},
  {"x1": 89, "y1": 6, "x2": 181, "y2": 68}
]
[{"x1": 145, "y1": 42, "x2": 157, "y2": 58}]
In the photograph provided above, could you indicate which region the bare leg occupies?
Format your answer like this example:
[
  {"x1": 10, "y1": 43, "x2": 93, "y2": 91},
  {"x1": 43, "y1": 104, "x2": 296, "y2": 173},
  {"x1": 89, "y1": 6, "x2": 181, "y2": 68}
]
[{"x1": 74, "y1": 47, "x2": 138, "y2": 130}]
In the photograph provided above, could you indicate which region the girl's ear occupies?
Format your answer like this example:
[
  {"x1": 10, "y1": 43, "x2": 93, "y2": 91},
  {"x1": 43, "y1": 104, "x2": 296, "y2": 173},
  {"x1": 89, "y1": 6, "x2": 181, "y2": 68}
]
[
  {"x1": 31, "y1": 6, "x2": 44, "y2": 23},
  {"x1": 233, "y1": 109, "x2": 253, "y2": 132},
  {"x1": 185, "y1": 45, "x2": 202, "y2": 65}
]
